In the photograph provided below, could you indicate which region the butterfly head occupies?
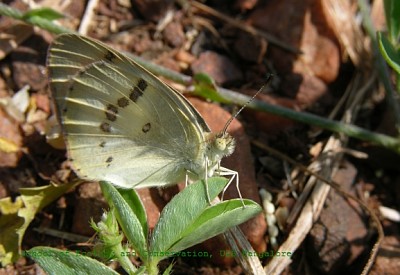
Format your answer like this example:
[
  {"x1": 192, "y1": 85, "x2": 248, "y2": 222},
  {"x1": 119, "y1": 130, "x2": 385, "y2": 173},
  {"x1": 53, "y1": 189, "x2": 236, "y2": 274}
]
[
  {"x1": 215, "y1": 132, "x2": 235, "y2": 154},
  {"x1": 206, "y1": 132, "x2": 235, "y2": 164}
]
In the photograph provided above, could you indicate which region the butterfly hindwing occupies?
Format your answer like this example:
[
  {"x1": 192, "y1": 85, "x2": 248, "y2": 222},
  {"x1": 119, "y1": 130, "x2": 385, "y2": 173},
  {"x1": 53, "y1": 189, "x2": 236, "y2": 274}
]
[{"x1": 48, "y1": 34, "x2": 210, "y2": 188}]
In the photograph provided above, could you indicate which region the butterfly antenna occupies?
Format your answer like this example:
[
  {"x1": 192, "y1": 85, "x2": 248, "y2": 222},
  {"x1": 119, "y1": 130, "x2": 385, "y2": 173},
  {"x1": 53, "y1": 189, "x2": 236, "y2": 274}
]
[{"x1": 222, "y1": 74, "x2": 273, "y2": 134}]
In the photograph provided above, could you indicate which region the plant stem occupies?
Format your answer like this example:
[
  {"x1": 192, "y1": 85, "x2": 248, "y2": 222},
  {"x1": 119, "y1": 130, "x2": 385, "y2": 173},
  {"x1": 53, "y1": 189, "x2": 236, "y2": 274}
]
[
  {"x1": 113, "y1": 244, "x2": 137, "y2": 274},
  {"x1": 218, "y1": 87, "x2": 400, "y2": 153},
  {"x1": 0, "y1": 3, "x2": 74, "y2": 34},
  {"x1": 146, "y1": 260, "x2": 159, "y2": 275}
]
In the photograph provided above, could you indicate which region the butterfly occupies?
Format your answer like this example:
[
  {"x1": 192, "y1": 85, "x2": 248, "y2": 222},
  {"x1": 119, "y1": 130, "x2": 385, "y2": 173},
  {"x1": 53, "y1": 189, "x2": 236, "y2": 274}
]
[{"x1": 47, "y1": 34, "x2": 240, "y2": 200}]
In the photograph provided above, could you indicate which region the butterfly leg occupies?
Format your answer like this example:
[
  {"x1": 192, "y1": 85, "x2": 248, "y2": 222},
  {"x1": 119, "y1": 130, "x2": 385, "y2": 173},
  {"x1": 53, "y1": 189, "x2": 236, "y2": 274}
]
[
  {"x1": 218, "y1": 167, "x2": 245, "y2": 207},
  {"x1": 184, "y1": 172, "x2": 189, "y2": 187},
  {"x1": 204, "y1": 157, "x2": 212, "y2": 204}
]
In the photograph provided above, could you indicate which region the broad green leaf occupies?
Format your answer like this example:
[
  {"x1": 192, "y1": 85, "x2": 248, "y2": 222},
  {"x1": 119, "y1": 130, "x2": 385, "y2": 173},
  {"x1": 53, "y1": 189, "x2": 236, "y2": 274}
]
[
  {"x1": 169, "y1": 199, "x2": 261, "y2": 253},
  {"x1": 150, "y1": 178, "x2": 261, "y2": 260},
  {"x1": 117, "y1": 188, "x2": 148, "y2": 238},
  {"x1": 150, "y1": 177, "x2": 233, "y2": 259},
  {"x1": 100, "y1": 181, "x2": 148, "y2": 262},
  {"x1": 378, "y1": 32, "x2": 400, "y2": 74},
  {"x1": 26, "y1": 247, "x2": 118, "y2": 275}
]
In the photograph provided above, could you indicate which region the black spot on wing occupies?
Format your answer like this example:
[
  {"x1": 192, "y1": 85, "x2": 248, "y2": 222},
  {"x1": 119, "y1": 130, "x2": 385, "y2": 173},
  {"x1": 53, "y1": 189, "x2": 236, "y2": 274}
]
[
  {"x1": 106, "y1": 156, "x2": 113, "y2": 168},
  {"x1": 142, "y1": 122, "x2": 151, "y2": 133},
  {"x1": 104, "y1": 50, "x2": 117, "y2": 62},
  {"x1": 137, "y1": 78, "x2": 148, "y2": 91},
  {"x1": 77, "y1": 69, "x2": 86, "y2": 76},
  {"x1": 117, "y1": 97, "x2": 129, "y2": 108},
  {"x1": 100, "y1": 122, "x2": 111, "y2": 132},
  {"x1": 105, "y1": 104, "x2": 118, "y2": 121},
  {"x1": 128, "y1": 78, "x2": 148, "y2": 103},
  {"x1": 129, "y1": 87, "x2": 143, "y2": 102}
]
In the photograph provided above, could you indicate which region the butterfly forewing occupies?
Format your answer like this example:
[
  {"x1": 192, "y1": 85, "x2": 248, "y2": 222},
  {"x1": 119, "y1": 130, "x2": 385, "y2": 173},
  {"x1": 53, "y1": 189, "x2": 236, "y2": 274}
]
[{"x1": 48, "y1": 34, "x2": 210, "y2": 188}]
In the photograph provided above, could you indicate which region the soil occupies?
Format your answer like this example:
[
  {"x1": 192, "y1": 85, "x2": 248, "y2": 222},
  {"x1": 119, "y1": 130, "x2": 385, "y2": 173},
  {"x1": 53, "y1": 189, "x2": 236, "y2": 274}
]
[{"x1": 0, "y1": 0, "x2": 399, "y2": 274}]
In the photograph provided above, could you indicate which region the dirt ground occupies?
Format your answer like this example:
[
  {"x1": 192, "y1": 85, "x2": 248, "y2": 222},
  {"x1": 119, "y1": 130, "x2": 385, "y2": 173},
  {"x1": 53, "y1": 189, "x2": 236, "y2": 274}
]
[{"x1": 1, "y1": 0, "x2": 400, "y2": 274}]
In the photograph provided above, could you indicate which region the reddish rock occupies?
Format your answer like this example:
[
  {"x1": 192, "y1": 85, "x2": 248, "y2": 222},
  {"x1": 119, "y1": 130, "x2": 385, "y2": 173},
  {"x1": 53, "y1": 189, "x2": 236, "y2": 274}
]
[
  {"x1": 241, "y1": 89, "x2": 300, "y2": 134},
  {"x1": 306, "y1": 160, "x2": 369, "y2": 273},
  {"x1": 132, "y1": 0, "x2": 174, "y2": 22},
  {"x1": 163, "y1": 21, "x2": 185, "y2": 48},
  {"x1": 32, "y1": 93, "x2": 51, "y2": 114},
  {"x1": 247, "y1": 0, "x2": 339, "y2": 75},
  {"x1": 191, "y1": 51, "x2": 243, "y2": 85},
  {"x1": 175, "y1": 49, "x2": 196, "y2": 65},
  {"x1": 10, "y1": 36, "x2": 48, "y2": 91},
  {"x1": 235, "y1": 0, "x2": 259, "y2": 12},
  {"x1": 247, "y1": 0, "x2": 340, "y2": 104},
  {"x1": 137, "y1": 187, "x2": 170, "y2": 229},
  {"x1": 371, "y1": 236, "x2": 400, "y2": 274},
  {"x1": 281, "y1": 74, "x2": 331, "y2": 110}
]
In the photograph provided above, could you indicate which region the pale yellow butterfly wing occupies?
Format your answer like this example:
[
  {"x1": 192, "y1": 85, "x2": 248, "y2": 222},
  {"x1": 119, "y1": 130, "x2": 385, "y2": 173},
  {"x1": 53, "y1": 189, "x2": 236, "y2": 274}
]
[{"x1": 48, "y1": 34, "x2": 211, "y2": 188}]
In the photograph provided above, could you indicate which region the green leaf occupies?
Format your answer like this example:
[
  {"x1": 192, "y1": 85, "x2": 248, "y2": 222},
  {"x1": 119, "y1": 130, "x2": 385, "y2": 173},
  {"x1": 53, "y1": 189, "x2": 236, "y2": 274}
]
[
  {"x1": 150, "y1": 177, "x2": 228, "y2": 257},
  {"x1": 149, "y1": 177, "x2": 260, "y2": 261},
  {"x1": 99, "y1": 182, "x2": 148, "y2": 262},
  {"x1": 116, "y1": 188, "x2": 148, "y2": 239},
  {"x1": 26, "y1": 247, "x2": 118, "y2": 275},
  {"x1": 384, "y1": 0, "x2": 400, "y2": 43},
  {"x1": 378, "y1": 32, "x2": 400, "y2": 74},
  {"x1": 162, "y1": 261, "x2": 174, "y2": 275},
  {"x1": 192, "y1": 73, "x2": 230, "y2": 103},
  {"x1": 169, "y1": 199, "x2": 261, "y2": 253},
  {"x1": 0, "y1": 182, "x2": 79, "y2": 266},
  {"x1": 22, "y1": 8, "x2": 64, "y2": 21}
]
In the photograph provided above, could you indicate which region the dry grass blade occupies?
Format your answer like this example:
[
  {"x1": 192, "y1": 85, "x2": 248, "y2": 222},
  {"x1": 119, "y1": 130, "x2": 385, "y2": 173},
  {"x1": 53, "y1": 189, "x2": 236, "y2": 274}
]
[
  {"x1": 261, "y1": 137, "x2": 343, "y2": 274},
  {"x1": 0, "y1": 24, "x2": 33, "y2": 60},
  {"x1": 262, "y1": 53, "x2": 382, "y2": 273},
  {"x1": 254, "y1": 137, "x2": 384, "y2": 274},
  {"x1": 323, "y1": 0, "x2": 369, "y2": 66},
  {"x1": 79, "y1": 0, "x2": 100, "y2": 35},
  {"x1": 258, "y1": 140, "x2": 383, "y2": 275}
]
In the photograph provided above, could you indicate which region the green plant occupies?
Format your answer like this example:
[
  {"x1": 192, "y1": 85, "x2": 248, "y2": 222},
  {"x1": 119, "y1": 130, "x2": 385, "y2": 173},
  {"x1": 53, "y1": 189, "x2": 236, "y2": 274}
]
[
  {"x1": 26, "y1": 178, "x2": 261, "y2": 274},
  {"x1": 378, "y1": 0, "x2": 400, "y2": 90}
]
